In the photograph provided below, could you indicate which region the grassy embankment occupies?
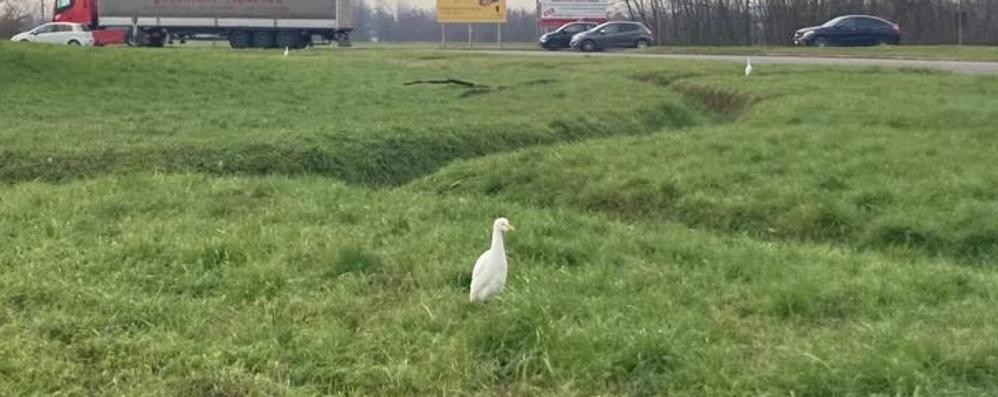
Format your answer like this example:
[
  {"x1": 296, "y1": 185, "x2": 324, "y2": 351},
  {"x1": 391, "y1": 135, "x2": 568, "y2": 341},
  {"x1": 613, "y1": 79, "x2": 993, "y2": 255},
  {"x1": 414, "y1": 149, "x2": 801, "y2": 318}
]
[
  {"x1": 1, "y1": 42, "x2": 997, "y2": 395},
  {"x1": 0, "y1": 43, "x2": 704, "y2": 185}
]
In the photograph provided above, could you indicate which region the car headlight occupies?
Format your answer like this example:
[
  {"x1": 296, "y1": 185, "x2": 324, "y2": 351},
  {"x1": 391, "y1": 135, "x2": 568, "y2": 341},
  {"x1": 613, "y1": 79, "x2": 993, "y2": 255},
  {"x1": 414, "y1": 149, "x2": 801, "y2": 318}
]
[{"x1": 801, "y1": 30, "x2": 815, "y2": 37}]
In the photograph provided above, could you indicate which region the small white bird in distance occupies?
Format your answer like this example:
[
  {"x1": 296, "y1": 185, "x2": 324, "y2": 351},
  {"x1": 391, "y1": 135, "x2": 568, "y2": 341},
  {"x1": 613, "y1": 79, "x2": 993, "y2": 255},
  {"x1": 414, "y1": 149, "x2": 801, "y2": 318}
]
[
  {"x1": 469, "y1": 217, "x2": 515, "y2": 302},
  {"x1": 284, "y1": 46, "x2": 289, "y2": 57},
  {"x1": 745, "y1": 57, "x2": 753, "y2": 78}
]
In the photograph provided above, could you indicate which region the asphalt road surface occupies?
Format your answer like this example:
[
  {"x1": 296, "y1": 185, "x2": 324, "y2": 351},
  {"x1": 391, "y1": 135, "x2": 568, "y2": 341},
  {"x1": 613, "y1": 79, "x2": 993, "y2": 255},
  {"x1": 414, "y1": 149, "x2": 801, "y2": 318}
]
[{"x1": 467, "y1": 50, "x2": 998, "y2": 75}]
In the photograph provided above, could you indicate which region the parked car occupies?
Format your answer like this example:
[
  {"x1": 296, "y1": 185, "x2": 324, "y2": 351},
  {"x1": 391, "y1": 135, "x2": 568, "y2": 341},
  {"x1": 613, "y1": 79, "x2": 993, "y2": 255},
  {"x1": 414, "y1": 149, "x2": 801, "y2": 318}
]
[
  {"x1": 570, "y1": 21, "x2": 654, "y2": 52},
  {"x1": 10, "y1": 22, "x2": 95, "y2": 46},
  {"x1": 793, "y1": 15, "x2": 901, "y2": 47},
  {"x1": 539, "y1": 22, "x2": 599, "y2": 50}
]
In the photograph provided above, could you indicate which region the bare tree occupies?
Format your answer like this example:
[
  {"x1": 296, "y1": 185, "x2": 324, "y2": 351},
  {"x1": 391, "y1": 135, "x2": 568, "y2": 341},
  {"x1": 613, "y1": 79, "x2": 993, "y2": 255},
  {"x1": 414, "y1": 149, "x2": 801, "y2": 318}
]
[
  {"x1": 618, "y1": 0, "x2": 998, "y2": 45},
  {"x1": 1, "y1": 0, "x2": 34, "y2": 39}
]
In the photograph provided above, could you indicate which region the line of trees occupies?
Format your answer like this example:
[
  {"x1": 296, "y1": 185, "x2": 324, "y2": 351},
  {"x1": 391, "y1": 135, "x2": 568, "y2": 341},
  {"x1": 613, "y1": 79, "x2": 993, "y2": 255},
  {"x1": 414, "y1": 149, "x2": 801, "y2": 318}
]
[
  {"x1": 620, "y1": 0, "x2": 998, "y2": 45},
  {"x1": 0, "y1": 0, "x2": 36, "y2": 38}
]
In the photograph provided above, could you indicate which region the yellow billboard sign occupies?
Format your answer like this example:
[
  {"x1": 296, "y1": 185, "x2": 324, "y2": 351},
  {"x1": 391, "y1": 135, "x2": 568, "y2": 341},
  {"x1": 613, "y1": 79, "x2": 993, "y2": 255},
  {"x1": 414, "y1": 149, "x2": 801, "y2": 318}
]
[{"x1": 437, "y1": 0, "x2": 507, "y2": 23}]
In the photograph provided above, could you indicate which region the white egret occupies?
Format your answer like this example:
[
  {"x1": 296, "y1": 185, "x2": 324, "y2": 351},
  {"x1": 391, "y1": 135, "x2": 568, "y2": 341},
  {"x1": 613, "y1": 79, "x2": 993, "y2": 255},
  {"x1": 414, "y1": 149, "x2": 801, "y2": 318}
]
[
  {"x1": 745, "y1": 58, "x2": 753, "y2": 78},
  {"x1": 284, "y1": 46, "x2": 290, "y2": 57},
  {"x1": 469, "y1": 218, "x2": 515, "y2": 302}
]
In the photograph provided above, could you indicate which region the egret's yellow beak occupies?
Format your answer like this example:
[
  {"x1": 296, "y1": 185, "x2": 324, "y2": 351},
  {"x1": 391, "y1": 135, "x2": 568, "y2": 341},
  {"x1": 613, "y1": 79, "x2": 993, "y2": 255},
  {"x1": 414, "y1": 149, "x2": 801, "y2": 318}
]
[{"x1": 508, "y1": 224, "x2": 515, "y2": 231}]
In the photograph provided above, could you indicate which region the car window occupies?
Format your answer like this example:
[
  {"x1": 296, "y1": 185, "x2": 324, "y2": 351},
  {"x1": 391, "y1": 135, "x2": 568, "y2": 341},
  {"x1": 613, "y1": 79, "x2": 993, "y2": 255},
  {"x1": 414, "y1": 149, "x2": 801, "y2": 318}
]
[
  {"x1": 837, "y1": 18, "x2": 860, "y2": 29},
  {"x1": 55, "y1": 0, "x2": 73, "y2": 12},
  {"x1": 54, "y1": 25, "x2": 74, "y2": 32},
  {"x1": 601, "y1": 24, "x2": 622, "y2": 33},
  {"x1": 77, "y1": 24, "x2": 91, "y2": 32},
  {"x1": 34, "y1": 24, "x2": 55, "y2": 34},
  {"x1": 563, "y1": 24, "x2": 586, "y2": 34},
  {"x1": 822, "y1": 17, "x2": 846, "y2": 27},
  {"x1": 861, "y1": 18, "x2": 889, "y2": 29},
  {"x1": 620, "y1": 24, "x2": 640, "y2": 32}
]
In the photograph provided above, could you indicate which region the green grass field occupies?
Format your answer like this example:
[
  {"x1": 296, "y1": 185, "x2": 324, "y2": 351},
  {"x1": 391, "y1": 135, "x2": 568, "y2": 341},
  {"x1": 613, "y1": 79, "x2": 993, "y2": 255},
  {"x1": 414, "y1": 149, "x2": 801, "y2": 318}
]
[
  {"x1": 636, "y1": 44, "x2": 998, "y2": 62},
  {"x1": 0, "y1": 44, "x2": 705, "y2": 185},
  {"x1": 1, "y1": 42, "x2": 997, "y2": 395}
]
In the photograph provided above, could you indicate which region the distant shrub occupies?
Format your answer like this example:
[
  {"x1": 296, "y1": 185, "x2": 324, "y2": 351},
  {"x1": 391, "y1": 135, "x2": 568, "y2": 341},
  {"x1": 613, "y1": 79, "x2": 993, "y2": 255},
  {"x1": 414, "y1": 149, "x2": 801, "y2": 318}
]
[
  {"x1": 957, "y1": 231, "x2": 998, "y2": 264},
  {"x1": 329, "y1": 245, "x2": 381, "y2": 277},
  {"x1": 174, "y1": 371, "x2": 286, "y2": 397},
  {"x1": 608, "y1": 341, "x2": 679, "y2": 397},
  {"x1": 674, "y1": 84, "x2": 753, "y2": 120},
  {"x1": 196, "y1": 244, "x2": 246, "y2": 270},
  {"x1": 471, "y1": 307, "x2": 552, "y2": 385},
  {"x1": 866, "y1": 223, "x2": 943, "y2": 252},
  {"x1": 448, "y1": 270, "x2": 473, "y2": 292},
  {"x1": 770, "y1": 287, "x2": 860, "y2": 322}
]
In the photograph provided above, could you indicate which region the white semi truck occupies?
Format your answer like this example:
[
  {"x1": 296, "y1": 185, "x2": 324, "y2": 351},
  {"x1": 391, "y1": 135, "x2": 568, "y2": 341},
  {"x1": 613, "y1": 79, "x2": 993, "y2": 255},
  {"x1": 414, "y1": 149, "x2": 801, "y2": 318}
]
[{"x1": 52, "y1": 0, "x2": 354, "y2": 48}]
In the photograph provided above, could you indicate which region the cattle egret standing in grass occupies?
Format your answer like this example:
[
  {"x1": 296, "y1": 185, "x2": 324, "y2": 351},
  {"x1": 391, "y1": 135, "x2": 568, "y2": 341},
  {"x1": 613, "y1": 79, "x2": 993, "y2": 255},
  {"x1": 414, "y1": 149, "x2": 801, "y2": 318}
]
[
  {"x1": 470, "y1": 218, "x2": 514, "y2": 302},
  {"x1": 284, "y1": 47, "x2": 290, "y2": 57},
  {"x1": 745, "y1": 58, "x2": 753, "y2": 78}
]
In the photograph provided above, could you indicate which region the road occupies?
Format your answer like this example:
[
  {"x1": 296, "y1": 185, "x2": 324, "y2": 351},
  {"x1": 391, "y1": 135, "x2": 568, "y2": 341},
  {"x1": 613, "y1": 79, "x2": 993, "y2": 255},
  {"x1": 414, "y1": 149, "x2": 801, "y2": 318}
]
[{"x1": 464, "y1": 50, "x2": 998, "y2": 75}]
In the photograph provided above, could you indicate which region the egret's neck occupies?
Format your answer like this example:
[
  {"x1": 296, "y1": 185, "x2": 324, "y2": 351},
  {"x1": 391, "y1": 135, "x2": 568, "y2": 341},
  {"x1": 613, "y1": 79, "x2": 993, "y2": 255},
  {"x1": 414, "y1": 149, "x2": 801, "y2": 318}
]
[{"x1": 490, "y1": 228, "x2": 505, "y2": 252}]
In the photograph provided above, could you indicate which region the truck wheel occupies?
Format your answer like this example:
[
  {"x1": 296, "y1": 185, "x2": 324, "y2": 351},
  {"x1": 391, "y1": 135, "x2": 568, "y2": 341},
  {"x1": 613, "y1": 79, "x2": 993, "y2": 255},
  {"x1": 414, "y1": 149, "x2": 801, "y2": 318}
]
[
  {"x1": 228, "y1": 31, "x2": 251, "y2": 49},
  {"x1": 295, "y1": 35, "x2": 312, "y2": 49},
  {"x1": 336, "y1": 33, "x2": 352, "y2": 48},
  {"x1": 147, "y1": 36, "x2": 165, "y2": 47},
  {"x1": 128, "y1": 29, "x2": 164, "y2": 47},
  {"x1": 275, "y1": 31, "x2": 301, "y2": 49},
  {"x1": 252, "y1": 31, "x2": 276, "y2": 48}
]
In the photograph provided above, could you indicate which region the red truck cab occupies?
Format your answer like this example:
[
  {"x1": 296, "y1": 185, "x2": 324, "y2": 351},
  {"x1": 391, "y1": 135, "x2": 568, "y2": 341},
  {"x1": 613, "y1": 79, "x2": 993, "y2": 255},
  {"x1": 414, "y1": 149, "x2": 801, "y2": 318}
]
[
  {"x1": 52, "y1": 0, "x2": 94, "y2": 25},
  {"x1": 52, "y1": 0, "x2": 127, "y2": 45}
]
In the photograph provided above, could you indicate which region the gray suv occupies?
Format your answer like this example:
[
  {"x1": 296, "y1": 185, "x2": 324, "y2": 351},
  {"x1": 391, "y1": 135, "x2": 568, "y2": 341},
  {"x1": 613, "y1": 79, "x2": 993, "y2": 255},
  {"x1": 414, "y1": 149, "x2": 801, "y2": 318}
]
[{"x1": 570, "y1": 21, "x2": 654, "y2": 52}]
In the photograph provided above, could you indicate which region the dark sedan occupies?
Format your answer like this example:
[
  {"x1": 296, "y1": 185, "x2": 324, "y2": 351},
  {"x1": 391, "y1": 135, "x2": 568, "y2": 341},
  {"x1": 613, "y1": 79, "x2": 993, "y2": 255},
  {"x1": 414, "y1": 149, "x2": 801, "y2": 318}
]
[
  {"x1": 570, "y1": 21, "x2": 655, "y2": 52},
  {"x1": 539, "y1": 22, "x2": 598, "y2": 50},
  {"x1": 793, "y1": 15, "x2": 901, "y2": 47}
]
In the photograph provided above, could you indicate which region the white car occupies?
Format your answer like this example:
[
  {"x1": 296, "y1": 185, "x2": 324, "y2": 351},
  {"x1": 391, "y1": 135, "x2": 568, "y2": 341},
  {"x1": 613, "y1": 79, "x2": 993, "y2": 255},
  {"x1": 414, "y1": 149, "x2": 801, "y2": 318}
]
[{"x1": 10, "y1": 22, "x2": 95, "y2": 46}]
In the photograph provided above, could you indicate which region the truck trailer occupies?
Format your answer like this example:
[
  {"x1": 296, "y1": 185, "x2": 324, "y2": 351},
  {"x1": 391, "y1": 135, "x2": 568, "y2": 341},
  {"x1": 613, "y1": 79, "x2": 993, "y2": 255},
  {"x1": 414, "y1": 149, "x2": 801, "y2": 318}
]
[{"x1": 52, "y1": 0, "x2": 354, "y2": 48}]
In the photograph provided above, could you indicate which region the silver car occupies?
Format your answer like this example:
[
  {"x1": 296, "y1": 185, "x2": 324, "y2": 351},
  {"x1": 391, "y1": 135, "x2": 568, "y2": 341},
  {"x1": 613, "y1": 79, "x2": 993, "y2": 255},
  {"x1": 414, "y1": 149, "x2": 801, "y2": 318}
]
[
  {"x1": 570, "y1": 21, "x2": 655, "y2": 52},
  {"x1": 10, "y1": 22, "x2": 95, "y2": 46}
]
